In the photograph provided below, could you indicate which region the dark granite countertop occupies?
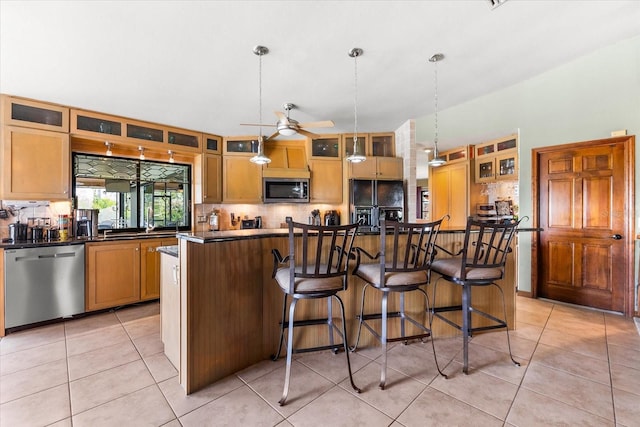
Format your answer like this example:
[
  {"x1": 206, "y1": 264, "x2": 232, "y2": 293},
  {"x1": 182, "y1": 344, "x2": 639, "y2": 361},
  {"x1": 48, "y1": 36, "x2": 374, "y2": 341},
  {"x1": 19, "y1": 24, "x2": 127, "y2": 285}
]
[
  {"x1": 177, "y1": 226, "x2": 542, "y2": 244},
  {"x1": 0, "y1": 231, "x2": 179, "y2": 249}
]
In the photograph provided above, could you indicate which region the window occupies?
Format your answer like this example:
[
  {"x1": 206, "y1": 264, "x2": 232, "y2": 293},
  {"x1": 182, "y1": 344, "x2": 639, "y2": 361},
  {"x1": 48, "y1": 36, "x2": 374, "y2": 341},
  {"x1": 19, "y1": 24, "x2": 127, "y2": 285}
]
[{"x1": 73, "y1": 153, "x2": 191, "y2": 232}]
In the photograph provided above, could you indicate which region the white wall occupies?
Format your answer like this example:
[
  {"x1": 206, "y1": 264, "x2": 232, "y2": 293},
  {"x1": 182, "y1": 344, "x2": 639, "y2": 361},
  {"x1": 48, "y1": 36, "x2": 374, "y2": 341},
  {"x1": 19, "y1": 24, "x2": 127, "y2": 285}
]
[{"x1": 414, "y1": 35, "x2": 640, "y2": 299}]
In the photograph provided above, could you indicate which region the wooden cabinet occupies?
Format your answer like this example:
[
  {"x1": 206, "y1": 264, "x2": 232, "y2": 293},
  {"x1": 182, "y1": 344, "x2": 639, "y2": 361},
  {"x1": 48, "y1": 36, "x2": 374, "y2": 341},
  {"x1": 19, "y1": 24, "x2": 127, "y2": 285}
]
[
  {"x1": 71, "y1": 109, "x2": 124, "y2": 140},
  {"x1": 307, "y1": 135, "x2": 342, "y2": 159},
  {"x1": 86, "y1": 238, "x2": 177, "y2": 311},
  {"x1": 1, "y1": 95, "x2": 69, "y2": 132},
  {"x1": 474, "y1": 135, "x2": 518, "y2": 183},
  {"x1": 344, "y1": 132, "x2": 395, "y2": 158},
  {"x1": 201, "y1": 153, "x2": 222, "y2": 203},
  {"x1": 349, "y1": 156, "x2": 402, "y2": 179},
  {"x1": 86, "y1": 241, "x2": 141, "y2": 311},
  {"x1": 429, "y1": 161, "x2": 470, "y2": 230},
  {"x1": 223, "y1": 156, "x2": 262, "y2": 203},
  {"x1": 262, "y1": 140, "x2": 310, "y2": 178},
  {"x1": 309, "y1": 159, "x2": 342, "y2": 203},
  {"x1": 0, "y1": 126, "x2": 70, "y2": 200}
]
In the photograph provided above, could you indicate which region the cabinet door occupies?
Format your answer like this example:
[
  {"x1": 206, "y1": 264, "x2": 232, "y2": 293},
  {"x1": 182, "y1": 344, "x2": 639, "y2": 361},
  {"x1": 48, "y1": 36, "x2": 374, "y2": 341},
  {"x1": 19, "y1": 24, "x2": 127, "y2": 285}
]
[
  {"x1": 448, "y1": 163, "x2": 469, "y2": 229},
  {"x1": 475, "y1": 157, "x2": 495, "y2": 183},
  {"x1": 430, "y1": 162, "x2": 469, "y2": 229},
  {"x1": 203, "y1": 154, "x2": 222, "y2": 203},
  {"x1": 349, "y1": 159, "x2": 376, "y2": 179},
  {"x1": 223, "y1": 156, "x2": 262, "y2": 203},
  {"x1": 86, "y1": 242, "x2": 140, "y2": 311},
  {"x1": 370, "y1": 133, "x2": 395, "y2": 157},
  {"x1": 309, "y1": 159, "x2": 342, "y2": 203},
  {"x1": 140, "y1": 240, "x2": 163, "y2": 301},
  {"x1": 160, "y1": 252, "x2": 180, "y2": 368},
  {"x1": 496, "y1": 152, "x2": 518, "y2": 180},
  {"x1": 376, "y1": 157, "x2": 403, "y2": 179},
  {"x1": 1, "y1": 126, "x2": 70, "y2": 200}
]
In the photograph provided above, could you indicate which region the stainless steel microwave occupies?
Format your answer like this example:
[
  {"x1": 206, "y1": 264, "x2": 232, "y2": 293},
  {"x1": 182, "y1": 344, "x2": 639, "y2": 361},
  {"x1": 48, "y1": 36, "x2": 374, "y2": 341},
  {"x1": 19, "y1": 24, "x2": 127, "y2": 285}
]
[{"x1": 263, "y1": 178, "x2": 309, "y2": 203}]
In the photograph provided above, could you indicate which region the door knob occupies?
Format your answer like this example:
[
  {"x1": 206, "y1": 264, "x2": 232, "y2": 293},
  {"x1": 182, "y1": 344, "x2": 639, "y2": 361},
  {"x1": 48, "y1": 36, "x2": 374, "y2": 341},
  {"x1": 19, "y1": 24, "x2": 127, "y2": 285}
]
[{"x1": 611, "y1": 234, "x2": 622, "y2": 240}]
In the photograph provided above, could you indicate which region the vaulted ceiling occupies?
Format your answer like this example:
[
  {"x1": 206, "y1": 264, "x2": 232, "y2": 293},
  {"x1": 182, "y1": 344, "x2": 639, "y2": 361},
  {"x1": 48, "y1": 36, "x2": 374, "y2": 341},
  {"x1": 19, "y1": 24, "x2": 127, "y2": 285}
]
[{"x1": 2, "y1": 1, "x2": 639, "y2": 152}]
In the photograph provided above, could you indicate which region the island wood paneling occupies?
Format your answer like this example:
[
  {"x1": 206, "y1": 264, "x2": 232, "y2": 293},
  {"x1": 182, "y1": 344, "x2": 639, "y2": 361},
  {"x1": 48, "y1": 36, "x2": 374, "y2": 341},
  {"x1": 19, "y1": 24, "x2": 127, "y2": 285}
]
[{"x1": 177, "y1": 231, "x2": 517, "y2": 394}]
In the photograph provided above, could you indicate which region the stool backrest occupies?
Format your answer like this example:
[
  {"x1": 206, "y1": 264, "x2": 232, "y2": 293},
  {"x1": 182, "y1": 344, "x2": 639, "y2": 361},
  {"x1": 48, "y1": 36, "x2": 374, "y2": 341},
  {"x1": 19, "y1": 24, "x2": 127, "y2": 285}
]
[
  {"x1": 378, "y1": 218, "x2": 445, "y2": 284},
  {"x1": 459, "y1": 217, "x2": 522, "y2": 280},
  {"x1": 286, "y1": 219, "x2": 359, "y2": 292}
]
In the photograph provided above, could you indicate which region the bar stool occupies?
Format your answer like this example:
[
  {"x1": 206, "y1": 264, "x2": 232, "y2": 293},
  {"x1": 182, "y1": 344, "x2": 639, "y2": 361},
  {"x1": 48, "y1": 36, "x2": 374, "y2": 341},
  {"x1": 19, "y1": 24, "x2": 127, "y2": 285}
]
[
  {"x1": 431, "y1": 216, "x2": 526, "y2": 374},
  {"x1": 350, "y1": 218, "x2": 447, "y2": 389},
  {"x1": 271, "y1": 219, "x2": 361, "y2": 405}
]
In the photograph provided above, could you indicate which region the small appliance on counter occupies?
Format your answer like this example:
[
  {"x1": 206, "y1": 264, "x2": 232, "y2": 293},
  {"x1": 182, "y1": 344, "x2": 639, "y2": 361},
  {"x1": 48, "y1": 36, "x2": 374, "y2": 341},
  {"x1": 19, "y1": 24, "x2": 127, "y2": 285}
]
[
  {"x1": 8, "y1": 222, "x2": 28, "y2": 243},
  {"x1": 240, "y1": 216, "x2": 263, "y2": 229},
  {"x1": 74, "y1": 209, "x2": 99, "y2": 238},
  {"x1": 324, "y1": 210, "x2": 340, "y2": 226}
]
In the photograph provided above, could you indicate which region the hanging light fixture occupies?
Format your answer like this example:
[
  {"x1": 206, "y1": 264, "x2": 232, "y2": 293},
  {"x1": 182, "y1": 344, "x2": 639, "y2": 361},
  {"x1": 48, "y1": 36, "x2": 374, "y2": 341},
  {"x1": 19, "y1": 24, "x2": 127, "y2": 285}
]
[
  {"x1": 104, "y1": 141, "x2": 113, "y2": 156},
  {"x1": 428, "y1": 53, "x2": 446, "y2": 167},
  {"x1": 250, "y1": 45, "x2": 271, "y2": 165},
  {"x1": 168, "y1": 150, "x2": 175, "y2": 163},
  {"x1": 346, "y1": 47, "x2": 366, "y2": 163},
  {"x1": 138, "y1": 146, "x2": 145, "y2": 160}
]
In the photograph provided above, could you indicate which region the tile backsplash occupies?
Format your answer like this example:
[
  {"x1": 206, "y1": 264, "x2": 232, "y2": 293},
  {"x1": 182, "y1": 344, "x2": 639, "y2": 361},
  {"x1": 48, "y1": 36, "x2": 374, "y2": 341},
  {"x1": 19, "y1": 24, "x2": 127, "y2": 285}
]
[
  {"x1": 0, "y1": 201, "x2": 72, "y2": 240},
  {"x1": 194, "y1": 203, "x2": 346, "y2": 231}
]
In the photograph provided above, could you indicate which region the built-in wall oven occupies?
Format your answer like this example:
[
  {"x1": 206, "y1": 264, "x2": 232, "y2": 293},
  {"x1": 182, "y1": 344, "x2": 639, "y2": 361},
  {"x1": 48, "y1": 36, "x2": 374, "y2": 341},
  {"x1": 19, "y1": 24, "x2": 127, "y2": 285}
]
[{"x1": 4, "y1": 244, "x2": 85, "y2": 329}]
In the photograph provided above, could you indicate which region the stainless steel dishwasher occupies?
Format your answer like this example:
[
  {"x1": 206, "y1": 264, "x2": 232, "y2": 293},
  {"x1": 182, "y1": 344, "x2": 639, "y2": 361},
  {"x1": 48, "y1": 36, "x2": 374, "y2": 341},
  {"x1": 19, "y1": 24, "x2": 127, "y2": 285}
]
[{"x1": 4, "y1": 245, "x2": 85, "y2": 328}]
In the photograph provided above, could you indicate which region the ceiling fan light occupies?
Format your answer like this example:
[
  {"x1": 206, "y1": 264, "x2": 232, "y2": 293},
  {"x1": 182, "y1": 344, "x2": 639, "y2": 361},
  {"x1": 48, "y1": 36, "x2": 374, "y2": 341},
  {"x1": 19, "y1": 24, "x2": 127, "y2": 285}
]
[{"x1": 277, "y1": 126, "x2": 297, "y2": 136}]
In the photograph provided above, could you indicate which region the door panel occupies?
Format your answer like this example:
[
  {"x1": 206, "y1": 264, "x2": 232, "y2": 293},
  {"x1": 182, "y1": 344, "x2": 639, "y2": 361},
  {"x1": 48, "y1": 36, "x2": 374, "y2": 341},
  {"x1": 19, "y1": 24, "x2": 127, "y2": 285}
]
[{"x1": 537, "y1": 139, "x2": 630, "y2": 313}]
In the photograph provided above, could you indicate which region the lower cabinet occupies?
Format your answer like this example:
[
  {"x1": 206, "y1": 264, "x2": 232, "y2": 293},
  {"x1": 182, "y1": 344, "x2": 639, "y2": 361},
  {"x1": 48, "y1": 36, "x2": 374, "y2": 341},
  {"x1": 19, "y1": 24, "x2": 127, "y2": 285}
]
[
  {"x1": 86, "y1": 238, "x2": 177, "y2": 311},
  {"x1": 160, "y1": 252, "x2": 180, "y2": 368}
]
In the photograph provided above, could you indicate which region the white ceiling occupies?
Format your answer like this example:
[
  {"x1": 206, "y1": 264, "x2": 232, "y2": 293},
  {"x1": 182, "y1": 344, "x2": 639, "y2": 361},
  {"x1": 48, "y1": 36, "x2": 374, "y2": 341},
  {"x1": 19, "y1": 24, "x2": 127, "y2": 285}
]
[{"x1": 2, "y1": 1, "x2": 639, "y2": 156}]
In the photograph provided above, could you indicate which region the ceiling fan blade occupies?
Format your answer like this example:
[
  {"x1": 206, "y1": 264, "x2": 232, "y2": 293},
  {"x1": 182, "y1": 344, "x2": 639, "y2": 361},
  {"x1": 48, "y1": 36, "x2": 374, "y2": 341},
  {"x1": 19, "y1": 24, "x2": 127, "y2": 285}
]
[
  {"x1": 266, "y1": 131, "x2": 280, "y2": 141},
  {"x1": 240, "y1": 123, "x2": 276, "y2": 127},
  {"x1": 297, "y1": 129, "x2": 320, "y2": 138},
  {"x1": 298, "y1": 120, "x2": 335, "y2": 128},
  {"x1": 274, "y1": 111, "x2": 286, "y2": 120}
]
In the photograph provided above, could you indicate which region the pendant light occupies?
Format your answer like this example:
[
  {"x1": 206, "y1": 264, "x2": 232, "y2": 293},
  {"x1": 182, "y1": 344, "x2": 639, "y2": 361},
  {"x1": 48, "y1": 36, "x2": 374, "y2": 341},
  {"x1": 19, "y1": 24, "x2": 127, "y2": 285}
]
[
  {"x1": 428, "y1": 53, "x2": 446, "y2": 167},
  {"x1": 346, "y1": 47, "x2": 366, "y2": 163},
  {"x1": 104, "y1": 141, "x2": 113, "y2": 156},
  {"x1": 250, "y1": 45, "x2": 271, "y2": 165}
]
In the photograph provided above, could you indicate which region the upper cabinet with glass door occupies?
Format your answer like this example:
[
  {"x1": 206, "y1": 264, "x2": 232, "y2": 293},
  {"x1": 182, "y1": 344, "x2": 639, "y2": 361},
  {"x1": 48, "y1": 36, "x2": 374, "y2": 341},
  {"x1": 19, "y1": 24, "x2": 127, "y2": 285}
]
[
  {"x1": 474, "y1": 135, "x2": 518, "y2": 183},
  {"x1": 1, "y1": 95, "x2": 69, "y2": 133},
  {"x1": 343, "y1": 132, "x2": 395, "y2": 158},
  {"x1": 307, "y1": 134, "x2": 342, "y2": 160}
]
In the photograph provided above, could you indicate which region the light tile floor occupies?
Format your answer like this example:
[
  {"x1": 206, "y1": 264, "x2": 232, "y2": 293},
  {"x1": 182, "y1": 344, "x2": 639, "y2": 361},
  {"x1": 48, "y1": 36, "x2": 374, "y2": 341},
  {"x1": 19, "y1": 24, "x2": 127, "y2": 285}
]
[{"x1": 1, "y1": 297, "x2": 639, "y2": 426}]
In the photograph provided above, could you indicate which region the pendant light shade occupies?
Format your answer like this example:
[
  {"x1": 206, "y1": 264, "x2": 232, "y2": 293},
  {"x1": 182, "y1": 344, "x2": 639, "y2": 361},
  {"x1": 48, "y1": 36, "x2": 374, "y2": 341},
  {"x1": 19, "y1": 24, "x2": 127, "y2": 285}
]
[
  {"x1": 346, "y1": 47, "x2": 366, "y2": 164},
  {"x1": 428, "y1": 53, "x2": 446, "y2": 167},
  {"x1": 249, "y1": 45, "x2": 271, "y2": 165}
]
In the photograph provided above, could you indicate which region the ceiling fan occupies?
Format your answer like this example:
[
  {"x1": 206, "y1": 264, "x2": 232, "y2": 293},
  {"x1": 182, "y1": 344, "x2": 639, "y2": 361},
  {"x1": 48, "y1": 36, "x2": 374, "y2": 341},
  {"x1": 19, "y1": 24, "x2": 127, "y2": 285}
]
[{"x1": 242, "y1": 103, "x2": 334, "y2": 140}]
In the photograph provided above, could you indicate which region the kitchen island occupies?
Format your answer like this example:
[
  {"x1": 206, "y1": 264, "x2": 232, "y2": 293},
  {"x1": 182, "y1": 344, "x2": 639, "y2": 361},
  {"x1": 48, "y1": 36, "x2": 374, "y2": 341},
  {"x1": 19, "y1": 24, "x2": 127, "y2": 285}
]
[{"x1": 171, "y1": 227, "x2": 520, "y2": 394}]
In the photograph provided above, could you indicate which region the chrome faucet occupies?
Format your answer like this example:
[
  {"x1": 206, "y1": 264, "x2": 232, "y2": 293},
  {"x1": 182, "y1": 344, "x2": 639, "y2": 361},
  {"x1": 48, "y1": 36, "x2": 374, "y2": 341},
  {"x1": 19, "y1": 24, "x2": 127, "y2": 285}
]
[{"x1": 146, "y1": 207, "x2": 155, "y2": 233}]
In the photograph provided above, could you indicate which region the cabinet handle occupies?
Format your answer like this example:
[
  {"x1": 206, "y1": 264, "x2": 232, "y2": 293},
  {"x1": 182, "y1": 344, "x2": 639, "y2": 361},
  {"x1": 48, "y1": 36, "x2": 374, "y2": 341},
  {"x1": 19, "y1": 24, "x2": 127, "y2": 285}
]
[
  {"x1": 172, "y1": 265, "x2": 180, "y2": 285},
  {"x1": 148, "y1": 247, "x2": 155, "y2": 252}
]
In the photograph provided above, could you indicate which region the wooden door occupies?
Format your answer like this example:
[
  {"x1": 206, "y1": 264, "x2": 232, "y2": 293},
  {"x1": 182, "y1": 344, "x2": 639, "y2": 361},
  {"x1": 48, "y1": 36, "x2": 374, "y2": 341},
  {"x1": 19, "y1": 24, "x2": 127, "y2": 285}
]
[
  {"x1": 203, "y1": 154, "x2": 222, "y2": 203},
  {"x1": 535, "y1": 136, "x2": 634, "y2": 313},
  {"x1": 430, "y1": 163, "x2": 469, "y2": 229}
]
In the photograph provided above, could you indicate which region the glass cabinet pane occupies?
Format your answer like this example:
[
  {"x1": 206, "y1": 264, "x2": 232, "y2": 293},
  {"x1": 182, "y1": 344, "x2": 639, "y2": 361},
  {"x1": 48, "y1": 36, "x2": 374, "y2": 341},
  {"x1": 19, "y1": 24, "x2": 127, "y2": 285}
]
[
  {"x1": 168, "y1": 131, "x2": 198, "y2": 148},
  {"x1": 206, "y1": 137, "x2": 219, "y2": 152},
  {"x1": 497, "y1": 138, "x2": 517, "y2": 152},
  {"x1": 311, "y1": 138, "x2": 340, "y2": 157},
  {"x1": 477, "y1": 144, "x2": 495, "y2": 156},
  {"x1": 344, "y1": 135, "x2": 366, "y2": 156},
  {"x1": 498, "y1": 156, "x2": 516, "y2": 178},
  {"x1": 478, "y1": 160, "x2": 494, "y2": 179},
  {"x1": 76, "y1": 115, "x2": 122, "y2": 136},
  {"x1": 226, "y1": 139, "x2": 257, "y2": 153},
  {"x1": 12, "y1": 103, "x2": 63, "y2": 127},
  {"x1": 127, "y1": 124, "x2": 164, "y2": 142},
  {"x1": 371, "y1": 135, "x2": 394, "y2": 157}
]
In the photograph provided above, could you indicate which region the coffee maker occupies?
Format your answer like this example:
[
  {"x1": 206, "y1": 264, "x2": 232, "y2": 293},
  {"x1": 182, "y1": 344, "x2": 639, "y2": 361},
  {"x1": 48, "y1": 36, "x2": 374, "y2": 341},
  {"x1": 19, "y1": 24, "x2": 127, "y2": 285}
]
[
  {"x1": 74, "y1": 209, "x2": 99, "y2": 238},
  {"x1": 324, "y1": 210, "x2": 340, "y2": 226}
]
